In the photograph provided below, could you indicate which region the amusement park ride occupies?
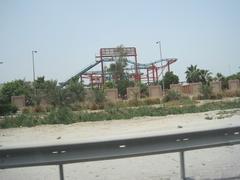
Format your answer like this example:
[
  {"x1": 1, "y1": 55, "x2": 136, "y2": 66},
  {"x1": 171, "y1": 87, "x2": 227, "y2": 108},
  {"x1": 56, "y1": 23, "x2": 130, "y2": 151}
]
[{"x1": 61, "y1": 47, "x2": 177, "y2": 87}]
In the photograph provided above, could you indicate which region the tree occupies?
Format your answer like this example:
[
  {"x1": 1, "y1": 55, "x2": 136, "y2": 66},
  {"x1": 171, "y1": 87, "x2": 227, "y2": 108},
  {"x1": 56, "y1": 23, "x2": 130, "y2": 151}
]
[
  {"x1": 0, "y1": 79, "x2": 33, "y2": 105},
  {"x1": 117, "y1": 79, "x2": 134, "y2": 98},
  {"x1": 63, "y1": 79, "x2": 85, "y2": 105},
  {"x1": 161, "y1": 71, "x2": 179, "y2": 89},
  {"x1": 199, "y1": 69, "x2": 212, "y2": 85},
  {"x1": 107, "y1": 45, "x2": 135, "y2": 98},
  {"x1": 43, "y1": 80, "x2": 61, "y2": 106},
  {"x1": 185, "y1": 65, "x2": 212, "y2": 85},
  {"x1": 104, "y1": 81, "x2": 115, "y2": 89},
  {"x1": 140, "y1": 83, "x2": 148, "y2": 97},
  {"x1": 185, "y1": 65, "x2": 201, "y2": 83},
  {"x1": 32, "y1": 76, "x2": 61, "y2": 106},
  {"x1": 93, "y1": 88, "x2": 105, "y2": 105},
  {"x1": 108, "y1": 45, "x2": 128, "y2": 83},
  {"x1": 215, "y1": 72, "x2": 240, "y2": 89},
  {"x1": 214, "y1": 73, "x2": 225, "y2": 81},
  {"x1": 200, "y1": 84, "x2": 213, "y2": 99},
  {"x1": 33, "y1": 76, "x2": 46, "y2": 89}
]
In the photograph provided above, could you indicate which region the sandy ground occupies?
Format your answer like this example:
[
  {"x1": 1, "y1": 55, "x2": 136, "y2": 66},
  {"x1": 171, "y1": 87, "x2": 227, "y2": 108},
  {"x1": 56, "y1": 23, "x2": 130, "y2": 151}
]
[{"x1": 1, "y1": 109, "x2": 240, "y2": 180}]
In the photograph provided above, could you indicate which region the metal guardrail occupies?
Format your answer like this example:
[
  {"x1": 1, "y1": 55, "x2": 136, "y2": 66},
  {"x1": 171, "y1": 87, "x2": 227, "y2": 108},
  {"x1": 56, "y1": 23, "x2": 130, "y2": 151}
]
[{"x1": 1, "y1": 126, "x2": 240, "y2": 180}]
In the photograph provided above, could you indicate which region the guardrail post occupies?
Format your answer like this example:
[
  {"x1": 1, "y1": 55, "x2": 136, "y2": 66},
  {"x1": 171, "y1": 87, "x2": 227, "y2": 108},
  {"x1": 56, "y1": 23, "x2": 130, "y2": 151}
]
[
  {"x1": 179, "y1": 151, "x2": 186, "y2": 180},
  {"x1": 59, "y1": 164, "x2": 64, "y2": 180}
]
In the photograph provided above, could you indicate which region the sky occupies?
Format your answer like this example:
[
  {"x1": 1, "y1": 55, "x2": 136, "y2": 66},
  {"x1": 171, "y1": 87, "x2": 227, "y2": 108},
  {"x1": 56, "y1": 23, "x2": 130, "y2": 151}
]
[{"x1": 0, "y1": 0, "x2": 240, "y2": 84}]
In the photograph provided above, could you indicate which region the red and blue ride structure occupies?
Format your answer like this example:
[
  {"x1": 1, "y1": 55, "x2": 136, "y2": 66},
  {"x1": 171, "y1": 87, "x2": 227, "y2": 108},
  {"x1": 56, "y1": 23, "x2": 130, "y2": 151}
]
[{"x1": 61, "y1": 47, "x2": 177, "y2": 87}]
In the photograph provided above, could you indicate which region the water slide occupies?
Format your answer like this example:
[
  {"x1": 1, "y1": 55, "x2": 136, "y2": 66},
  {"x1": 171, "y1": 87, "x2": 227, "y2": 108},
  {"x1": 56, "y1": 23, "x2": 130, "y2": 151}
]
[{"x1": 60, "y1": 61, "x2": 101, "y2": 87}]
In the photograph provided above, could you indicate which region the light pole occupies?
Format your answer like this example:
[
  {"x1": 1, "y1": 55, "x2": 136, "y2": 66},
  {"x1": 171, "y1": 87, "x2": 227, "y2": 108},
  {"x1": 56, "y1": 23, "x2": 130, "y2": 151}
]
[
  {"x1": 156, "y1": 41, "x2": 165, "y2": 95},
  {"x1": 32, "y1": 50, "x2": 37, "y2": 81}
]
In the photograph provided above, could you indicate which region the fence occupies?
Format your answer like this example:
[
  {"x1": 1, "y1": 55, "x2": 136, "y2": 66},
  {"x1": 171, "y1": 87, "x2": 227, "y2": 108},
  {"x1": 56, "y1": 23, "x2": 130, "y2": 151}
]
[{"x1": 1, "y1": 126, "x2": 240, "y2": 180}]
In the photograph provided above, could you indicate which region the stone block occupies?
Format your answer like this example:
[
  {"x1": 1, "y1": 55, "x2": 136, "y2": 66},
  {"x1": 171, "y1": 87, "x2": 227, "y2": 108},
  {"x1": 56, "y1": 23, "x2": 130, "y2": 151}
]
[
  {"x1": 170, "y1": 84, "x2": 182, "y2": 94},
  {"x1": 210, "y1": 81, "x2": 222, "y2": 94},
  {"x1": 181, "y1": 84, "x2": 192, "y2": 95},
  {"x1": 105, "y1": 88, "x2": 118, "y2": 102},
  {"x1": 228, "y1": 79, "x2": 240, "y2": 92},
  {"x1": 148, "y1": 85, "x2": 162, "y2": 98},
  {"x1": 191, "y1": 82, "x2": 202, "y2": 97},
  {"x1": 127, "y1": 87, "x2": 140, "y2": 100},
  {"x1": 11, "y1": 96, "x2": 25, "y2": 109}
]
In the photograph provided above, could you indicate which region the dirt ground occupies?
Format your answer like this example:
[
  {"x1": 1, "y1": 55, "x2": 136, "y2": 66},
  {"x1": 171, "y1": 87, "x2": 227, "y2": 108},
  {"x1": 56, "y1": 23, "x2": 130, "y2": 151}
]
[{"x1": 1, "y1": 109, "x2": 240, "y2": 180}]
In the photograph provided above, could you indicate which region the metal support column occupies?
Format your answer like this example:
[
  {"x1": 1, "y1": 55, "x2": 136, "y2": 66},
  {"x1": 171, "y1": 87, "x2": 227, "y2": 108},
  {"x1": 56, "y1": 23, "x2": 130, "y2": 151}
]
[
  {"x1": 167, "y1": 62, "x2": 170, "y2": 72},
  {"x1": 147, "y1": 69, "x2": 149, "y2": 85},
  {"x1": 134, "y1": 49, "x2": 139, "y2": 83},
  {"x1": 59, "y1": 164, "x2": 64, "y2": 180},
  {"x1": 80, "y1": 75, "x2": 83, "y2": 84},
  {"x1": 101, "y1": 59, "x2": 104, "y2": 87},
  {"x1": 152, "y1": 65, "x2": 155, "y2": 83},
  {"x1": 90, "y1": 74, "x2": 93, "y2": 89},
  {"x1": 156, "y1": 67, "x2": 159, "y2": 82},
  {"x1": 179, "y1": 151, "x2": 186, "y2": 180}
]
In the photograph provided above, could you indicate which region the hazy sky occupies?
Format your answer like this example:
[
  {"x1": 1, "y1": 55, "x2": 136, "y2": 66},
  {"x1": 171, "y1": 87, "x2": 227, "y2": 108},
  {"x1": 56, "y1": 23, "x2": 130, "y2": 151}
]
[{"x1": 0, "y1": 0, "x2": 240, "y2": 83}]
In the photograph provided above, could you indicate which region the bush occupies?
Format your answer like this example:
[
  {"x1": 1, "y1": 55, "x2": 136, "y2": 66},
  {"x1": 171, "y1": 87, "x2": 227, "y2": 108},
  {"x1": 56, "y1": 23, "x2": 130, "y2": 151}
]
[
  {"x1": 0, "y1": 114, "x2": 41, "y2": 128},
  {"x1": 0, "y1": 104, "x2": 18, "y2": 116},
  {"x1": 143, "y1": 98, "x2": 161, "y2": 105},
  {"x1": 104, "y1": 81, "x2": 115, "y2": 89},
  {"x1": 93, "y1": 89, "x2": 105, "y2": 105},
  {"x1": 46, "y1": 107, "x2": 77, "y2": 124},
  {"x1": 163, "y1": 90, "x2": 181, "y2": 102},
  {"x1": 70, "y1": 103, "x2": 84, "y2": 111},
  {"x1": 140, "y1": 83, "x2": 148, "y2": 98},
  {"x1": 199, "y1": 84, "x2": 212, "y2": 99},
  {"x1": 222, "y1": 90, "x2": 240, "y2": 98},
  {"x1": 210, "y1": 93, "x2": 223, "y2": 100},
  {"x1": 236, "y1": 90, "x2": 240, "y2": 97},
  {"x1": 1, "y1": 100, "x2": 240, "y2": 128},
  {"x1": 128, "y1": 99, "x2": 139, "y2": 107},
  {"x1": 32, "y1": 105, "x2": 45, "y2": 113},
  {"x1": 22, "y1": 107, "x2": 31, "y2": 114}
]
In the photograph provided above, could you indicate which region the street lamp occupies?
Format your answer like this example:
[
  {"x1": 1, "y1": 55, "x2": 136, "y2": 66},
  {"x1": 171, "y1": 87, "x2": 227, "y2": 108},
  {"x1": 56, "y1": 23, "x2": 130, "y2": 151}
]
[
  {"x1": 156, "y1": 41, "x2": 165, "y2": 95},
  {"x1": 32, "y1": 50, "x2": 37, "y2": 81}
]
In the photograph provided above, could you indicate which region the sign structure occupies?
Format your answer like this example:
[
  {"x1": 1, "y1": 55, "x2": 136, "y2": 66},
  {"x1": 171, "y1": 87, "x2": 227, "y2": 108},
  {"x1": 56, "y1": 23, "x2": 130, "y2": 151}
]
[{"x1": 100, "y1": 47, "x2": 137, "y2": 58}]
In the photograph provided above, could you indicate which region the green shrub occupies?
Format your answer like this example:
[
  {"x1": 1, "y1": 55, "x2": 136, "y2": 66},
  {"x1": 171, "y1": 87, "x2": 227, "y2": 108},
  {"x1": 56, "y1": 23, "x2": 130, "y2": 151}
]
[
  {"x1": 1, "y1": 99, "x2": 240, "y2": 129},
  {"x1": 140, "y1": 83, "x2": 149, "y2": 98},
  {"x1": 199, "y1": 84, "x2": 212, "y2": 99},
  {"x1": 128, "y1": 99, "x2": 139, "y2": 107},
  {"x1": 89, "y1": 103, "x2": 98, "y2": 110},
  {"x1": 0, "y1": 114, "x2": 41, "y2": 128},
  {"x1": 143, "y1": 98, "x2": 161, "y2": 105},
  {"x1": 0, "y1": 104, "x2": 18, "y2": 116},
  {"x1": 22, "y1": 107, "x2": 31, "y2": 114},
  {"x1": 163, "y1": 90, "x2": 181, "y2": 102},
  {"x1": 70, "y1": 103, "x2": 83, "y2": 111},
  {"x1": 236, "y1": 90, "x2": 240, "y2": 97},
  {"x1": 222, "y1": 90, "x2": 240, "y2": 98},
  {"x1": 93, "y1": 89, "x2": 105, "y2": 105},
  {"x1": 210, "y1": 93, "x2": 223, "y2": 100},
  {"x1": 46, "y1": 107, "x2": 77, "y2": 124},
  {"x1": 32, "y1": 105, "x2": 45, "y2": 113}
]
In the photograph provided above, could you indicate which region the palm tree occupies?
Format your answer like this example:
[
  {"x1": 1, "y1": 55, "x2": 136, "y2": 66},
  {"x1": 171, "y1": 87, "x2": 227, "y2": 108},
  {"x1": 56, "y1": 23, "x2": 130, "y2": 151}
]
[
  {"x1": 199, "y1": 69, "x2": 212, "y2": 84},
  {"x1": 214, "y1": 73, "x2": 224, "y2": 81},
  {"x1": 185, "y1": 65, "x2": 201, "y2": 83}
]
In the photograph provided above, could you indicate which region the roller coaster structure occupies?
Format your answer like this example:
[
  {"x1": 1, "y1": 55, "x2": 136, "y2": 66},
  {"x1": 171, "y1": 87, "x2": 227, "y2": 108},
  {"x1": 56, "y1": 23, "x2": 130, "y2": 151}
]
[{"x1": 61, "y1": 47, "x2": 177, "y2": 87}]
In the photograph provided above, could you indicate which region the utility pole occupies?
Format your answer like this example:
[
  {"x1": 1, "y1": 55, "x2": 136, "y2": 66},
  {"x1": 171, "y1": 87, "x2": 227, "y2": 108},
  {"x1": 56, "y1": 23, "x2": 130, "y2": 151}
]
[
  {"x1": 156, "y1": 41, "x2": 165, "y2": 95},
  {"x1": 32, "y1": 50, "x2": 37, "y2": 81}
]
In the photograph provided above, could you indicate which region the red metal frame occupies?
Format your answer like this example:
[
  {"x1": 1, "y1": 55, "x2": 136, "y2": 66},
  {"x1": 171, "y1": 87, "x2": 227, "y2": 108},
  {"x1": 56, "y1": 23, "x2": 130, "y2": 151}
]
[{"x1": 78, "y1": 48, "x2": 177, "y2": 87}]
